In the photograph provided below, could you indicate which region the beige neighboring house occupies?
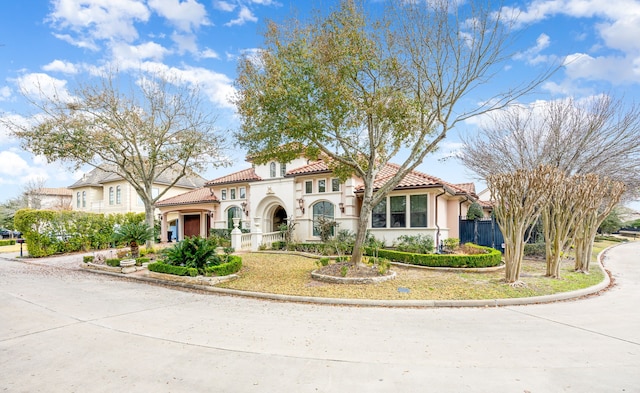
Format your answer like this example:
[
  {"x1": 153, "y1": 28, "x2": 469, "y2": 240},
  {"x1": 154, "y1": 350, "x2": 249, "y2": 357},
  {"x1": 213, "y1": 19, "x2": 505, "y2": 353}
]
[
  {"x1": 68, "y1": 165, "x2": 206, "y2": 216},
  {"x1": 156, "y1": 154, "x2": 480, "y2": 249},
  {"x1": 26, "y1": 188, "x2": 73, "y2": 210}
]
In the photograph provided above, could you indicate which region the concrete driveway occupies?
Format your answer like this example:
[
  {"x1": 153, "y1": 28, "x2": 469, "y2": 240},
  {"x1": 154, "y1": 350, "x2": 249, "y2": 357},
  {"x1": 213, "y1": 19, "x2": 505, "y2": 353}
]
[{"x1": 0, "y1": 242, "x2": 638, "y2": 392}]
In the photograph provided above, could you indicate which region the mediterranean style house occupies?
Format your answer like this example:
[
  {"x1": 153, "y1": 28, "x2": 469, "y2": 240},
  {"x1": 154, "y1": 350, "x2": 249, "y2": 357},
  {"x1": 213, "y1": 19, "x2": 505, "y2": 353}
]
[
  {"x1": 156, "y1": 155, "x2": 480, "y2": 249},
  {"x1": 69, "y1": 164, "x2": 206, "y2": 217}
]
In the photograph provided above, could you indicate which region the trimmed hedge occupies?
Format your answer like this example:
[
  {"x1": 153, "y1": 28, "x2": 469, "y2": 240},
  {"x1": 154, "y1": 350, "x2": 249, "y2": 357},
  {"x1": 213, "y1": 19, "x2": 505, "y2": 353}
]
[
  {"x1": 0, "y1": 239, "x2": 16, "y2": 246},
  {"x1": 135, "y1": 257, "x2": 151, "y2": 266},
  {"x1": 365, "y1": 244, "x2": 502, "y2": 268},
  {"x1": 204, "y1": 255, "x2": 242, "y2": 276},
  {"x1": 83, "y1": 255, "x2": 94, "y2": 263},
  {"x1": 148, "y1": 262, "x2": 198, "y2": 277},
  {"x1": 106, "y1": 258, "x2": 121, "y2": 267},
  {"x1": 524, "y1": 243, "x2": 546, "y2": 258}
]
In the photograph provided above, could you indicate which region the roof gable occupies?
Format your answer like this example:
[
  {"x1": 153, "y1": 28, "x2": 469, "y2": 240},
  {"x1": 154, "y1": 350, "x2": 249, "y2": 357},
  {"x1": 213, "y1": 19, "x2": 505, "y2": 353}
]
[
  {"x1": 156, "y1": 187, "x2": 218, "y2": 207},
  {"x1": 205, "y1": 167, "x2": 261, "y2": 186}
]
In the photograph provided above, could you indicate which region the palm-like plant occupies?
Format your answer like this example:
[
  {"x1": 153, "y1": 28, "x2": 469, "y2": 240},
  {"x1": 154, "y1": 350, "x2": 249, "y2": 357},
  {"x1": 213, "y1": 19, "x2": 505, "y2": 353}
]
[{"x1": 112, "y1": 222, "x2": 154, "y2": 258}]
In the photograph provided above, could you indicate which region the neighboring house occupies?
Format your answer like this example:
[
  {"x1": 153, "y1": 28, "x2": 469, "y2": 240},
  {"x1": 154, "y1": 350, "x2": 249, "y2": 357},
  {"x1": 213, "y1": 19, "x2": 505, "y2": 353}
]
[
  {"x1": 26, "y1": 188, "x2": 73, "y2": 210},
  {"x1": 68, "y1": 165, "x2": 206, "y2": 216},
  {"x1": 156, "y1": 155, "x2": 480, "y2": 249}
]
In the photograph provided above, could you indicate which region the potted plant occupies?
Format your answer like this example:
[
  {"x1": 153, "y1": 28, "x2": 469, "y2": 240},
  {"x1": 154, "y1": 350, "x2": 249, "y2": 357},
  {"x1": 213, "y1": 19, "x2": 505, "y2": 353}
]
[{"x1": 112, "y1": 222, "x2": 154, "y2": 259}]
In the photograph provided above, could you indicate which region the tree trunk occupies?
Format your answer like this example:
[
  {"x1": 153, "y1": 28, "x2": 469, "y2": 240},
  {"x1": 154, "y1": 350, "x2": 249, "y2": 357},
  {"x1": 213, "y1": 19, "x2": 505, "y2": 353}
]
[
  {"x1": 144, "y1": 198, "x2": 156, "y2": 249},
  {"x1": 351, "y1": 202, "x2": 373, "y2": 267}
]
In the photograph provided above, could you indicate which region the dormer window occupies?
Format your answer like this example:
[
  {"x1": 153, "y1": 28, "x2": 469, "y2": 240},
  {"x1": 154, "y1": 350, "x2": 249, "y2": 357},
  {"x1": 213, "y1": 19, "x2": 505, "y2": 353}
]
[{"x1": 270, "y1": 162, "x2": 276, "y2": 178}]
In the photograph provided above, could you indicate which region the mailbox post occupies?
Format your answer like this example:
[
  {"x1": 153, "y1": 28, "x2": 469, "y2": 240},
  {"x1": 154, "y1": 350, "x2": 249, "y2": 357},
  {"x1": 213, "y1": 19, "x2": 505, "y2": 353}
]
[{"x1": 16, "y1": 238, "x2": 25, "y2": 257}]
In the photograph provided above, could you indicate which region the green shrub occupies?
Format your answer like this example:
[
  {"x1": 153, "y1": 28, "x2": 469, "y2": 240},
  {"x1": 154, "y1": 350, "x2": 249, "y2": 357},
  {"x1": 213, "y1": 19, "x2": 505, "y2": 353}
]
[
  {"x1": 83, "y1": 255, "x2": 94, "y2": 263},
  {"x1": 148, "y1": 262, "x2": 198, "y2": 277},
  {"x1": 524, "y1": 243, "x2": 546, "y2": 258},
  {"x1": 316, "y1": 257, "x2": 330, "y2": 267},
  {"x1": 135, "y1": 257, "x2": 151, "y2": 266},
  {"x1": 0, "y1": 239, "x2": 16, "y2": 246},
  {"x1": 442, "y1": 238, "x2": 460, "y2": 252},
  {"x1": 105, "y1": 258, "x2": 121, "y2": 267},
  {"x1": 595, "y1": 235, "x2": 628, "y2": 243},
  {"x1": 365, "y1": 244, "x2": 501, "y2": 268},
  {"x1": 394, "y1": 234, "x2": 434, "y2": 254},
  {"x1": 162, "y1": 236, "x2": 220, "y2": 271},
  {"x1": 204, "y1": 255, "x2": 242, "y2": 276},
  {"x1": 271, "y1": 241, "x2": 285, "y2": 250}
]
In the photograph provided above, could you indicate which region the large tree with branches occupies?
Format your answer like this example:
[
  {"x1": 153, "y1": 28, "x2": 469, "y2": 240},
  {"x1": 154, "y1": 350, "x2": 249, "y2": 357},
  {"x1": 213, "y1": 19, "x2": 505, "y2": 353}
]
[
  {"x1": 234, "y1": 0, "x2": 553, "y2": 265},
  {"x1": 461, "y1": 95, "x2": 640, "y2": 276},
  {"x1": 5, "y1": 69, "x2": 228, "y2": 239}
]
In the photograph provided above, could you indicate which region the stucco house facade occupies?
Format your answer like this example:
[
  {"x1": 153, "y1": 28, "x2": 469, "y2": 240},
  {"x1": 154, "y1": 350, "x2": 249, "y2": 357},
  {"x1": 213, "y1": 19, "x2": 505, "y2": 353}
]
[
  {"x1": 68, "y1": 165, "x2": 206, "y2": 217},
  {"x1": 156, "y1": 156, "x2": 479, "y2": 249},
  {"x1": 26, "y1": 188, "x2": 73, "y2": 210}
]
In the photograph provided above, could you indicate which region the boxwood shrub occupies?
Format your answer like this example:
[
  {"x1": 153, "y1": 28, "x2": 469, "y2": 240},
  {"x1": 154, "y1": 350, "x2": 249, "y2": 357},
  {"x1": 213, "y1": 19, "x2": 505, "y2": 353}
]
[
  {"x1": 83, "y1": 255, "x2": 94, "y2": 263},
  {"x1": 365, "y1": 244, "x2": 502, "y2": 268},
  {"x1": 135, "y1": 257, "x2": 151, "y2": 266},
  {"x1": 204, "y1": 255, "x2": 242, "y2": 276},
  {"x1": 147, "y1": 262, "x2": 198, "y2": 277},
  {"x1": 105, "y1": 258, "x2": 121, "y2": 267},
  {"x1": 0, "y1": 239, "x2": 16, "y2": 246}
]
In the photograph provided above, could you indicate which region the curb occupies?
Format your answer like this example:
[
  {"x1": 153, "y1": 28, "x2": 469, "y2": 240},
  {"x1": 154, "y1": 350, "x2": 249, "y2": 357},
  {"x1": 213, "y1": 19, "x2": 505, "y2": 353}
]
[{"x1": 2, "y1": 246, "x2": 615, "y2": 308}]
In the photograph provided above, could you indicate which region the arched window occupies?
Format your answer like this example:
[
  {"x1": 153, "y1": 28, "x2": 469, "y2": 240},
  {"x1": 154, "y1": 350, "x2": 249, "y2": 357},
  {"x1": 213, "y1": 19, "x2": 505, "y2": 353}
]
[
  {"x1": 227, "y1": 206, "x2": 242, "y2": 229},
  {"x1": 312, "y1": 201, "x2": 335, "y2": 237},
  {"x1": 82, "y1": 191, "x2": 86, "y2": 207},
  {"x1": 109, "y1": 187, "x2": 114, "y2": 205},
  {"x1": 76, "y1": 192, "x2": 80, "y2": 208},
  {"x1": 116, "y1": 186, "x2": 121, "y2": 204},
  {"x1": 269, "y1": 162, "x2": 276, "y2": 178}
]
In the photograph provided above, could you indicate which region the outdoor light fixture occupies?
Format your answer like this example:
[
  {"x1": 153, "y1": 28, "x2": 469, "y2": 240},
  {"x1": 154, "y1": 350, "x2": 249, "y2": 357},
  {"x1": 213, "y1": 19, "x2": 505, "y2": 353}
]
[
  {"x1": 297, "y1": 198, "x2": 305, "y2": 214},
  {"x1": 157, "y1": 213, "x2": 162, "y2": 221},
  {"x1": 339, "y1": 202, "x2": 345, "y2": 213},
  {"x1": 241, "y1": 201, "x2": 249, "y2": 216}
]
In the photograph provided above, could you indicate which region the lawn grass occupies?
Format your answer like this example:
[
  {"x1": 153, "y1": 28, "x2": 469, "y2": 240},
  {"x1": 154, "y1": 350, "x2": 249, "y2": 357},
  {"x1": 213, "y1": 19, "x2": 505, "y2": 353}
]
[
  {"x1": 217, "y1": 241, "x2": 615, "y2": 300},
  {"x1": 0, "y1": 243, "x2": 21, "y2": 253}
]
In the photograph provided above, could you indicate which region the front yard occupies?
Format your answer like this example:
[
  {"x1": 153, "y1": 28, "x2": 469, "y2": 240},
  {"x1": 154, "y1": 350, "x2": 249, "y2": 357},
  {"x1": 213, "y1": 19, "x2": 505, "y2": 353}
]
[{"x1": 216, "y1": 242, "x2": 612, "y2": 300}]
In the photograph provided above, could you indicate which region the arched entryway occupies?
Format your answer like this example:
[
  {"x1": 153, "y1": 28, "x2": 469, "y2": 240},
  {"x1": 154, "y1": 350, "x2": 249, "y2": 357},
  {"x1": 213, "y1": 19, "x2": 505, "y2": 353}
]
[{"x1": 272, "y1": 206, "x2": 287, "y2": 231}]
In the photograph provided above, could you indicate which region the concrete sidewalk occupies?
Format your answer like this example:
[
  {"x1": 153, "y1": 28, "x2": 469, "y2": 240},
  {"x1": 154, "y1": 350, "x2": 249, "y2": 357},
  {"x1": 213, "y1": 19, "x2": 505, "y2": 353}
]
[{"x1": 0, "y1": 243, "x2": 638, "y2": 392}]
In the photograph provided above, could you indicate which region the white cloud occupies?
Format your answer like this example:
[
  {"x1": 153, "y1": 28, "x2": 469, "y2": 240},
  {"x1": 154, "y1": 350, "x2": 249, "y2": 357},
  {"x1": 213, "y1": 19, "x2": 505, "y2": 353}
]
[
  {"x1": 214, "y1": 1, "x2": 236, "y2": 12},
  {"x1": 42, "y1": 60, "x2": 80, "y2": 74},
  {"x1": 199, "y1": 48, "x2": 220, "y2": 59},
  {"x1": 48, "y1": 0, "x2": 151, "y2": 44},
  {"x1": 0, "y1": 151, "x2": 30, "y2": 178},
  {"x1": 0, "y1": 86, "x2": 12, "y2": 102},
  {"x1": 147, "y1": 0, "x2": 211, "y2": 32},
  {"x1": 563, "y1": 52, "x2": 640, "y2": 85},
  {"x1": 16, "y1": 73, "x2": 74, "y2": 103},
  {"x1": 111, "y1": 41, "x2": 171, "y2": 66},
  {"x1": 514, "y1": 33, "x2": 553, "y2": 65},
  {"x1": 52, "y1": 33, "x2": 99, "y2": 51},
  {"x1": 171, "y1": 32, "x2": 198, "y2": 55},
  {"x1": 225, "y1": 6, "x2": 257, "y2": 26}
]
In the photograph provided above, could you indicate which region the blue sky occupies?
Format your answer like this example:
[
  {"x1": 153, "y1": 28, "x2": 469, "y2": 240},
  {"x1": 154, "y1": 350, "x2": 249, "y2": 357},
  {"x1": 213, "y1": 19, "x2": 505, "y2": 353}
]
[{"x1": 1, "y1": 0, "x2": 639, "y2": 211}]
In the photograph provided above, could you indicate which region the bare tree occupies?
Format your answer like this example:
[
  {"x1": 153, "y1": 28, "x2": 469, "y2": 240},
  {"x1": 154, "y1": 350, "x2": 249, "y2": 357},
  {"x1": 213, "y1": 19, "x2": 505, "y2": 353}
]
[
  {"x1": 487, "y1": 165, "x2": 558, "y2": 285},
  {"x1": 234, "y1": 0, "x2": 554, "y2": 266},
  {"x1": 462, "y1": 95, "x2": 640, "y2": 276},
  {"x1": 4, "y1": 69, "x2": 228, "y2": 241}
]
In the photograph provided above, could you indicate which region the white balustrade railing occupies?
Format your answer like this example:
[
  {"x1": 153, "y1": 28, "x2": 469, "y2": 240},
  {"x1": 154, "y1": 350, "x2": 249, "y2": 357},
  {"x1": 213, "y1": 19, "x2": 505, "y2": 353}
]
[
  {"x1": 261, "y1": 231, "x2": 284, "y2": 248},
  {"x1": 240, "y1": 233, "x2": 252, "y2": 250}
]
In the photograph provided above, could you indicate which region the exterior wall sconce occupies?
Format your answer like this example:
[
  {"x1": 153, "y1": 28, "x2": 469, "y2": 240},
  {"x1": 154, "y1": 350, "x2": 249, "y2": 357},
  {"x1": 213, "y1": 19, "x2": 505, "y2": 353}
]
[
  {"x1": 209, "y1": 210, "x2": 216, "y2": 218},
  {"x1": 297, "y1": 198, "x2": 305, "y2": 214},
  {"x1": 339, "y1": 202, "x2": 345, "y2": 213},
  {"x1": 240, "y1": 201, "x2": 249, "y2": 216},
  {"x1": 157, "y1": 213, "x2": 163, "y2": 221}
]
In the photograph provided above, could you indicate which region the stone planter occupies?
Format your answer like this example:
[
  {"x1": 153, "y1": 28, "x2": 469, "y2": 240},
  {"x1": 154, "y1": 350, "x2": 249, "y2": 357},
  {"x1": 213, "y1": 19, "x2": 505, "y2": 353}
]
[{"x1": 120, "y1": 259, "x2": 136, "y2": 267}]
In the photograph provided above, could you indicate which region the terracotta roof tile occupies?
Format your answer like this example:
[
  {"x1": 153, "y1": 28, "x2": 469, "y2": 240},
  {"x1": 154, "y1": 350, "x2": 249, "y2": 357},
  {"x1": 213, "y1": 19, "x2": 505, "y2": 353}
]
[
  {"x1": 156, "y1": 187, "x2": 219, "y2": 207},
  {"x1": 205, "y1": 167, "x2": 261, "y2": 186},
  {"x1": 285, "y1": 160, "x2": 331, "y2": 176},
  {"x1": 454, "y1": 183, "x2": 476, "y2": 194},
  {"x1": 355, "y1": 163, "x2": 472, "y2": 194}
]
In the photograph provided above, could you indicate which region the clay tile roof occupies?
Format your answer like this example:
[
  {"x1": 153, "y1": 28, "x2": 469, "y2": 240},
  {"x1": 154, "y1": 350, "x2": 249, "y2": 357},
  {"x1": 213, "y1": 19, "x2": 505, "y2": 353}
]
[
  {"x1": 156, "y1": 187, "x2": 219, "y2": 207},
  {"x1": 285, "y1": 160, "x2": 331, "y2": 176},
  {"x1": 454, "y1": 183, "x2": 476, "y2": 194},
  {"x1": 205, "y1": 167, "x2": 261, "y2": 186},
  {"x1": 355, "y1": 163, "x2": 472, "y2": 194}
]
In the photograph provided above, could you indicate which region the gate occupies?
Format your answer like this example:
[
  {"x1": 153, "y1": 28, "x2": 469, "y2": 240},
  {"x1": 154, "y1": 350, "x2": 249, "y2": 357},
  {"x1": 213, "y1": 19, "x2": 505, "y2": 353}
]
[{"x1": 459, "y1": 217, "x2": 504, "y2": 251}]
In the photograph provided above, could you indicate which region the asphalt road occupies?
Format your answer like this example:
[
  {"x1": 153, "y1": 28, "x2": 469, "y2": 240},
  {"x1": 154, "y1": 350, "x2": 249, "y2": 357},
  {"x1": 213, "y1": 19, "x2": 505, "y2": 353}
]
[{"x1": 0, "y1": 242, "x2": 638, "y2": 393}]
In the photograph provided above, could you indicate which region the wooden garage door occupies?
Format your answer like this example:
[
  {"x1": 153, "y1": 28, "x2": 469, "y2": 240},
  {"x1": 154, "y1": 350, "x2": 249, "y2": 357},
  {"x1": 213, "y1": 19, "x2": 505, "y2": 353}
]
[{"x1": 183, "y1": 215, "x2": 201, "y2": 238}]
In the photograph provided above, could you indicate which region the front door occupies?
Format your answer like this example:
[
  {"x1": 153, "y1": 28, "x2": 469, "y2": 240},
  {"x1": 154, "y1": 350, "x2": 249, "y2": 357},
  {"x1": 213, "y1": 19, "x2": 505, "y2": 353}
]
[
  {"x1": 183, "y1": 215, "x2": 201, "y2": 238},
  {"x1": 272, "y1": 206, "x2": 287, "y2": 231}
]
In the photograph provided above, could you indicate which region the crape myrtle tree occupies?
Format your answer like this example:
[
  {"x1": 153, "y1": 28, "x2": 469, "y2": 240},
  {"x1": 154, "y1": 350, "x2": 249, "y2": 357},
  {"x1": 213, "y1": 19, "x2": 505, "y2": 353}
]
[
  {"x1": 6, "y1": 69, "x2": 228, "y2": 244},
  {"x1": 461, "y1": 96, "x2": 640, "y2": 276},
  {"x1": 233, "y1": 0, "x2": 553, "y2": 266},
  {"x1": 487, "y1": 165, "x2": 558, "y2": 285}
]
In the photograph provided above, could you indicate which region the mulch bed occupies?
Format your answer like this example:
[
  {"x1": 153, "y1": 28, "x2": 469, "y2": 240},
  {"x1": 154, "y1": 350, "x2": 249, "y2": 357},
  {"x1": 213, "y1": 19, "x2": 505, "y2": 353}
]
[{"x1": 315, "y1": 261, "x2": 386, "y2": 278}]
